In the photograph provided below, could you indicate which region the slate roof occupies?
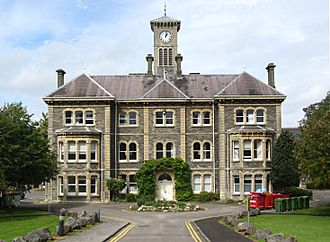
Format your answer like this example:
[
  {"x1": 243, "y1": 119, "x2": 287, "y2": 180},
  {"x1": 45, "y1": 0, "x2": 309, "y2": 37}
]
[
  {"x1": 45, "y1": 72, "x2": 285, "y2": 100},
  {"x1": 150, "y1": 15, "x2": 181, "y2": 31}
]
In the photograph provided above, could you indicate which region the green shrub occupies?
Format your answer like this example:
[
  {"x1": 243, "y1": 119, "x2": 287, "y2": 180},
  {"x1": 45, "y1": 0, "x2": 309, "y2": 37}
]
[
  {"x1": 286, "y1": 186, "x2": 313, "y2": 198},
  {"x1": 137, "y1": 197, "x2": 146, "y2": 207},
  {"x1": 125, "y1": 193, "x2": 137, "y2": 202},
  {"x1": 198, "y1": 192, "x2": 218, "y2": 202}
]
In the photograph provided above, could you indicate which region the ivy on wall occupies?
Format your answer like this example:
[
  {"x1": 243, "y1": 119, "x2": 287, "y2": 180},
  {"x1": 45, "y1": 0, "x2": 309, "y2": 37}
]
[{"x1": 136, "y1": 158, "x2": 193, "y2": 201}]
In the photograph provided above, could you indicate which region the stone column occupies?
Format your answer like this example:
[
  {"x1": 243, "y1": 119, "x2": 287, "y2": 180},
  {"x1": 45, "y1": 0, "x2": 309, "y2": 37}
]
[
  {"x1": 86, "y1": 173, "x2": 91, "y2": 201},
  {"x1": 218, "y1": 104, "x2": 227, "y2": 199},
  {"x1": 86, "y1": 140, "x2": 91, "y2": 169},
  {"x1": 239, "y1": 139, "x2": 244, "y2": 169},
  {"x1": 262, "y1": 139, "x2": 266, "y2": 168},
  {"x1": 240, "y1": 172, "x2": 244, "y2": 200},
  {"x1": 275, "y1": 104, "x2": 282, "y2": 138},
  {"x1": 262, "y1": 173, "x2": 267, "y2": 191},
  {"x1": 64, "y1": 140, "x2": 68, "y2": 169},
  {"x1": 251, "y1": 174, "x2": 255, "y2": 192},
  {"x1": 63, "y1": 173, "x2": 67, "y2": 203}
]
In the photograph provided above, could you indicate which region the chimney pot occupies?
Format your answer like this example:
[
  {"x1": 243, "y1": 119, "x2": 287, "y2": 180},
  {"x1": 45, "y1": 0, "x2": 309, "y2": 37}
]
[
  {"x1": 56, "y1": 69, "x2": 66, "y2": 88},
  {"x1": 266, "y1": 63, "x2": 276, "y2": 88}
]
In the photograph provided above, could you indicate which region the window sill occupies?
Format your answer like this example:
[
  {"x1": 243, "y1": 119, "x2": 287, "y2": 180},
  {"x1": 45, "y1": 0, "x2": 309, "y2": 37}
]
[{"x1": 118, "y1": 161, "x2": 139, "y2": 163}]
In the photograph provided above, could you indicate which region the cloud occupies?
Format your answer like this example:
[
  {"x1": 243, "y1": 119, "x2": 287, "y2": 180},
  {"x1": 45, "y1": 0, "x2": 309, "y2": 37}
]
[{"x1": 0, "y1": 0, "x2": 328, "y2": 126}]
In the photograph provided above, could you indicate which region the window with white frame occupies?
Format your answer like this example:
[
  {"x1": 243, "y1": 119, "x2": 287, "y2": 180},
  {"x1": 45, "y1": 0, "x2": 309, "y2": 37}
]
[
  {"x1": 192, "y1": 112, "x2": 201, "y2": 126},
  {"x1": 244, "y1": 175, "x2": 252, "y2": 193},
  {"x1": 85, "y1": 111, "x2": 94, "y2": 125},
  {"x1": 193, "y1": 142, "x2": 201, "y2": 160},
  {"x1": 68, "y1": 141, "x2": 76, "y2": 161},
  {"x1": 246, "y1": 110, "x2": 254, "y2": 124},
  {"x1": 255, "y1": 175, "x2": 262, "y2": 191},
  {"x1": 236, "y1": 110, "x2": 244, "y2": 124},
  {"x1": 233, "y1": 141, "x2": 239, "y2": 161},
  {"x1": 59, "y1": 142, "x2": 64, "y2": 162},
  {"x1": 78, "y1": 141, "x2": 86, "y2": 161},
  {"x1": 155, "y1": 142, "x2": 174, "y2": 159},
  {"x1": 266, "y1": 140, "x2": 271, "y2": 160},
  {"x1": 129, "y1": 143, "x2": 137, "y2": 161},
  {"x1": 75, "y1": 111, "x2": 83, "y2": 125},
  {"x1": 128, "y1": 112, "x2": 137, "y2": 125},
  {"x1": 233, "y1": 176, "x2": 240, "y2": 194},
  {"x1": 68, "y1": 176, "x2": 76, "y2": 195},
  {"x1": 204, "y1": 175, "x2": 212, "y2": 192},
  {"x1": 256, "y1": 110, "x2": 265, "y2": 124},
  {"x1": 129, "y1": 175, "x2": 137, "y2": 194},
  {"x1": 119, "y1": 143, "x2": 127, "y2": 161},
  {"x1": 203, "y1": 112, "x2": 211, "y2": 125},
  {"x1": 253, "y1": 140, "x2": 262, "y2": 160},
  {"x1": 78, "y1": 176, "x2": 86, "y2": 195},
  {"x1": 243, "y1": 140, "x2": 252, "y2": 160},
  {"x1": 192, "y1": 111, "x2": 211, "y2": 126},
  {"x1": 235, "y1": 108, "x2": 266, "y2": 125},
  {"x1": 156, "y1": 143, "x2": 163, "y2": 159},
  {"x1": 203, "y1": 142, "x2": 211, "y2": 160},
  {"x1": 155, "y1": 111, "x2": 174, "y2": 126},
  {"x1": 65, "y1": 111, "x2": 73, "y2": 125},
  {"x1": 58, "y1": 176, "x2": 64, "y2": 195},
  {"x1": 91, "y1": 141, "x2": 97, "y2": 162},
  {"x1": 91, "y1": 176, "x2": 97, "y2": 195},
  {"x1": 193, "y1": 175, "x2": 201, "y2": 193},
  {"x1": 119, "y1": 112, "x2": 127, "y2": 126},
  {"x1": 166, "y1": 143, "x2": 174, "y2": 158}
]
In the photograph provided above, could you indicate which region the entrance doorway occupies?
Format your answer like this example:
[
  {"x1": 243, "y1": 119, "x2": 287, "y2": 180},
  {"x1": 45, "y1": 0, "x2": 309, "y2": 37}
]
[{"x1": 157, "y1": 173, "x2": 174, "y2": 201}]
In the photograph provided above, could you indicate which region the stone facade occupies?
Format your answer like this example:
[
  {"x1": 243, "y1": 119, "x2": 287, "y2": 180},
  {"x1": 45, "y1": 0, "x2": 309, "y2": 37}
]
[{"x1": 43, "y1": 13, "x2": 285, "y2": 202}]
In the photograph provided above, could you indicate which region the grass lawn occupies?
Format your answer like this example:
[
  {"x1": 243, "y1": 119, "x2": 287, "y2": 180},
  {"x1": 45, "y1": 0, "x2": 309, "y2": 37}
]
[
  {"x1": 0, "y1": 208, "x2": 58, "y2": 241},
  {"x1": 288, "y1": 204, "x2": 330, "y2": 215},
  {"x1": 242, "y1": 213, "x2": 330, "y2": 242}
]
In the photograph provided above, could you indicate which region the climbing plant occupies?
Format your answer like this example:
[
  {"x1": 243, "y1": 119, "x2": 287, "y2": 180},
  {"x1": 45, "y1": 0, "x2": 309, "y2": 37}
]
[{"x1": 136, "y1": 158, "x2": 193, "y2": 201}]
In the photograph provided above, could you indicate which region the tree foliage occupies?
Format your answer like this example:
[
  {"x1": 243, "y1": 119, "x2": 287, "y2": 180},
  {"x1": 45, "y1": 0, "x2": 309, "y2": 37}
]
[
  {"x1": 294, "y1": 94, "x2": 330, "y2": 188},
  {"x1": 136, "y1": 158, "x2": 193, "y2": 201},
  {"x1": 271, "y1": 131, "x2": 299, "y2": 191},
  {"x1": 106, "y1": 178, "x2": 126, "y2": 201},
  {"x1": 0, "y1": 103, "x2": 57, "y2": 193}
]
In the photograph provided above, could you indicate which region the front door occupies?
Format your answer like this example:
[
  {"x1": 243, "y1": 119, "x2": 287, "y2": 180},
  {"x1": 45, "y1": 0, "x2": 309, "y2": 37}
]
[{"x1": 157, "y1": 173, "x2": 174, "y2": 201}]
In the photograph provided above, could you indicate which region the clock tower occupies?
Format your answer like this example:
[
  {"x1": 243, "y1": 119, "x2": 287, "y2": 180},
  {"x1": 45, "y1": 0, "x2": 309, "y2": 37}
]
[{"x1": 150, "y1": 12, "x2": 181, "y2": 76}]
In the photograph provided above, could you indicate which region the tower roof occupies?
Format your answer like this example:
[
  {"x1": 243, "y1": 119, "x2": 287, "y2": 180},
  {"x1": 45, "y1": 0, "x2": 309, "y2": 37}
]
[{"x1": 150, "y1": 15, "x2": 181, "y2": 31}]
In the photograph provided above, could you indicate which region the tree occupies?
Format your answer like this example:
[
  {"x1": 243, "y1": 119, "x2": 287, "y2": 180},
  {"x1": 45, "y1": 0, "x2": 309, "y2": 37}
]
[
  {"x1": 294, "y1": 94, "x2": 330, "y2": 188},
  {"x1": 0, "y1": 103, "x2": 58, "y2": 194},
  {"x1": 270, "y1": 131, "x2": 300, "y2": 191},
  {"x1": 106, "y1": 178, "x2": 126, "y2": 201}
]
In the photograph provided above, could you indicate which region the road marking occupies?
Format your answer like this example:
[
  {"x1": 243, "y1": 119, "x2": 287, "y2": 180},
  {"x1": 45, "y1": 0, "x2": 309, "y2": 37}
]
[
  {"x1": 108, "y1": 223, "x2": 135, "y2": 242},
  {"x1": 185, "y1": 220, "x2": 202, "y2": 242}
]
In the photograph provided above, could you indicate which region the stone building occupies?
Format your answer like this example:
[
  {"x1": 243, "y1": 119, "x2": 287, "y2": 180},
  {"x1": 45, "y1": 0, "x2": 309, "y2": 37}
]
[{"x1": 43, "y1": 12, "x2": 285, "y2": 202}]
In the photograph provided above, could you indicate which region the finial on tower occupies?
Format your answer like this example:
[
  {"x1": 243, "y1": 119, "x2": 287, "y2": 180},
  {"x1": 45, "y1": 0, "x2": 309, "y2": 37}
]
[{"x1": 164, "y1": 1, "x2": 167, "y2": 16}]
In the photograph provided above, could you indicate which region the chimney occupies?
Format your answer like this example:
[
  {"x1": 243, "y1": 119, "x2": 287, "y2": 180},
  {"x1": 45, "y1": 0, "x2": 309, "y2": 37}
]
[
  {"x1": 146, "y1": 54, "x2": 154, "y2": 77},
  {"x1": 56, "y1": 69, "x2": 66, "y2": 88},
  {"x1": 175, "y1": 54, "x2": 183, "y2": 76},
  {"x1": 266, "y1": 63, "x2": 276, "y2": 88}
]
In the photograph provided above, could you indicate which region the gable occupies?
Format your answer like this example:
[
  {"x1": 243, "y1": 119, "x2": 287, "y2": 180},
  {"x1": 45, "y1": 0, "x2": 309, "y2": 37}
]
[
  {"x1": 216, "y1": 72, "x2": 284, "y2": 96},
  {"x1": 141, "y1": 79, "x2": 189, "y2": 99}
]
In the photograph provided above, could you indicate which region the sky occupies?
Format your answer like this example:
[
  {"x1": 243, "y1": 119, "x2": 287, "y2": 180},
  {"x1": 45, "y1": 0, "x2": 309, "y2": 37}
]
[{"x1": 0, "y1": 0, "x2": 329, "y2": 127}]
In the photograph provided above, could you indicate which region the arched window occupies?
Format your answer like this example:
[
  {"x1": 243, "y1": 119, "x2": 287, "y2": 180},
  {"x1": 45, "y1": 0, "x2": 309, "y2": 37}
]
[
  {"x1": 129, "y1": 143, "x2": 137, "y2": 161},
  {"x1": 158, "y1": 173, "x2": 172, "y2": 181},
  {"x1": 164, "y1": 48, "x2": 168, "y2": 65},
  {"x1": 119, "y1": 143, "x2": 127, "y2": 161},
  {"x1": 169, "y1": 48, "x2": 173, "y2": 65},
  {"x1": 193, "y1": 142, "x2": 201, "y2": 160},
  {"x1": 159, "y1": 49, "x2": 163, "y2": 66},
  {"x1": 203, "y1": 142, "x2": 211, "y2": 160},
  {"x1": 166, "y1": 142, "x2": 174, "y2": 158},
  {"x1": 156, "y1": 143, "x2": 164, "y2": 159}
]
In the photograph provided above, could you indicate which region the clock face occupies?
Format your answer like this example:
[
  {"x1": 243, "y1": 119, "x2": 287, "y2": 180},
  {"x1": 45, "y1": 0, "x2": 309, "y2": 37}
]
[{"x1": 159, "y1": 31, "x2": 172, "y2": 43}]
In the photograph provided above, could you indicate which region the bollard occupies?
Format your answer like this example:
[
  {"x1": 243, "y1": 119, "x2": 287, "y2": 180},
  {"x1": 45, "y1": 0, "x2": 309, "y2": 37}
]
[
  {"x1": 57, "y1": 215, "x2": 65, "y2": 236},
  {"x1": 97, "y1": 208, "x2": 101, "y2": 222}
]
